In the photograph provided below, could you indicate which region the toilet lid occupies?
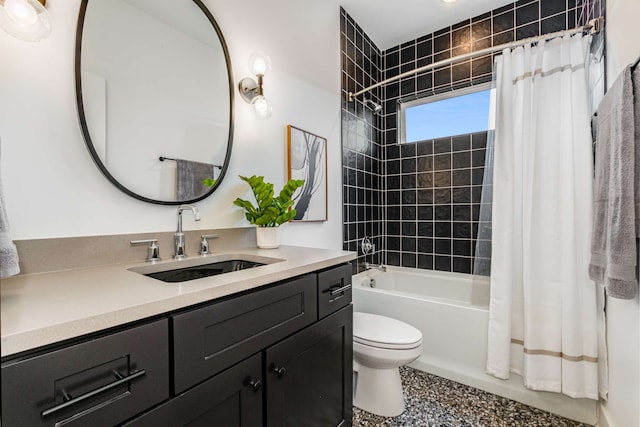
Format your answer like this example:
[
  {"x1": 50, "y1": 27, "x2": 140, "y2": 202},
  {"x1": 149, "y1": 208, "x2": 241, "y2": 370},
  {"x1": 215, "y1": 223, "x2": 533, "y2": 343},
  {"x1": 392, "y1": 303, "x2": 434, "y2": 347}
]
[{"x1": 353, "y1": 312, "x2": 422, "y2": 350}]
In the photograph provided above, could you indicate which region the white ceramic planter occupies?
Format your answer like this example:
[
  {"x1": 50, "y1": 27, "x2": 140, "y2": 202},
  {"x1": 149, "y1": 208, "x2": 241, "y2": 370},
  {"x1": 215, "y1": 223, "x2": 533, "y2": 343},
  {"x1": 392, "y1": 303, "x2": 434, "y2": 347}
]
[{"x1": 256, "y1": 227, "x2": 280, "y2": 249}]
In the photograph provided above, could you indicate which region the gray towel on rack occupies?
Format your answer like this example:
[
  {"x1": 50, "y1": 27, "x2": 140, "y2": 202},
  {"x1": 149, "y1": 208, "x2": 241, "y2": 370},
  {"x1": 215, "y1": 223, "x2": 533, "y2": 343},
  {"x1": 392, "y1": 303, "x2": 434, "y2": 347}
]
[
  {"x1": 634, "y1": 65, "x2": 640, "y2": 233},
  {"x1": 176, "y1": 159, "x2": 214, "y2": 200},
  {"x1": 589, "y1": 65, "x2": 638, "y2": 299},
  {"x1": 0, "y1": 139, "x2": 20, "y2": 278}
]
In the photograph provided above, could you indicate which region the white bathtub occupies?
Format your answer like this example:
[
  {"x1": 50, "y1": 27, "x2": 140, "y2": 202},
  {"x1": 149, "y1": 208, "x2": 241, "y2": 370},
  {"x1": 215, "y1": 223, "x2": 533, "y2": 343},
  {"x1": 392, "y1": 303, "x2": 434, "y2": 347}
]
[{"x1": 352, "y1": 266, "x2": 596, "y2": 425}]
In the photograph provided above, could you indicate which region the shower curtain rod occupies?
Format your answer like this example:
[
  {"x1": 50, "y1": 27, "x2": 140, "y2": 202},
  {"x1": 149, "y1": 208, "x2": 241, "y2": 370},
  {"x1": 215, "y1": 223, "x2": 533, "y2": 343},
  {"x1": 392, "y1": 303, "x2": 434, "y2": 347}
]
[{"x1": 348, "y1": 17, "x2": 604, "y2": 101}]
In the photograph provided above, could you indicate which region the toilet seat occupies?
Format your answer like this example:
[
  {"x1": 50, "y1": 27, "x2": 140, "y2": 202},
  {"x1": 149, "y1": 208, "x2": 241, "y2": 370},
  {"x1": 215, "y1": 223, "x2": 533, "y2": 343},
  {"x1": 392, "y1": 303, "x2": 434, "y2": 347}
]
[
  {"x1": 353, "y1": 312, "x2": 422, "y2": 350},
  {"x1": 354, "y1": 335, "x2": 422, "y2": 350}
]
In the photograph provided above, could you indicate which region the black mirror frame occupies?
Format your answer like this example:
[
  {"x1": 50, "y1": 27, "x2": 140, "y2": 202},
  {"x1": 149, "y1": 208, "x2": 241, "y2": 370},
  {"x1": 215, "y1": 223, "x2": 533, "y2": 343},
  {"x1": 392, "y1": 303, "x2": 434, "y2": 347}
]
[{"x1": 74, "y1": 0, "x2": 234, "y2": 205}]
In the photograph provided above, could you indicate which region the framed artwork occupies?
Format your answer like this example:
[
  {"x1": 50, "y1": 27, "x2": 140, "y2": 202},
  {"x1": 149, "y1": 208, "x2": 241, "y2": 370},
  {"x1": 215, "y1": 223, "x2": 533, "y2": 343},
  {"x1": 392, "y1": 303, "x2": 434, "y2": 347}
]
[{"x1": 287, "y1": 125, "x2": 327, "y2": 222}]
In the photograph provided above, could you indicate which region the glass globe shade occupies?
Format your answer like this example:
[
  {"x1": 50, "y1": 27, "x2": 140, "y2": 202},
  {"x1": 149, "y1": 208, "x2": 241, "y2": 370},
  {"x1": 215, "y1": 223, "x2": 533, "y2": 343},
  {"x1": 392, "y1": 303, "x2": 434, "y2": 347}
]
[
  {"x1": 0, "y1": 0, "x2": 51, "y2": 42},
  {"x1": 251, "y1": 95, "x2": 273, "y2": 119},
  {"x1": 248, "y1": 52, "x2": 272, "y2": 76},
  {"x1": 5, "y1": 0, "x2": 38, "y2": 27}
]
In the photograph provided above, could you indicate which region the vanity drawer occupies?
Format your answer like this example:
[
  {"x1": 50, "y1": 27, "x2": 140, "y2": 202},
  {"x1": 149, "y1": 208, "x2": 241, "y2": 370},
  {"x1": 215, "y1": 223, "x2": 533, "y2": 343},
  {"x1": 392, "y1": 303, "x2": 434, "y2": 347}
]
[
  {"x1": 172, "y1": 274, "x2": 317, "y2": 393},
  {"x1": 0, "y1": 319, "x2": 169, "y2": 427},
  {"x1": 317, "y1": 263, "x2": 352, "y2": 319}
]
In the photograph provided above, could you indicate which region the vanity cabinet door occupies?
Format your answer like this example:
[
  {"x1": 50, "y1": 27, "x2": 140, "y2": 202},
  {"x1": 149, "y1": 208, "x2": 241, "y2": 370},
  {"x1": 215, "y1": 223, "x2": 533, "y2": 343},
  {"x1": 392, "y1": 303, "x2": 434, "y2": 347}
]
[
  {"x1": 265, "y1": 305, "x2": 353, "y2": 427},
  {"x1": 123, "y1": 353, "x2": 263, "y2": 427},
  {"x1": 172, "y1": 274, "x2": 317, "y2": 394},
  {"x1": 1, "y1": 319, "x2": 169, "y2": 427}
]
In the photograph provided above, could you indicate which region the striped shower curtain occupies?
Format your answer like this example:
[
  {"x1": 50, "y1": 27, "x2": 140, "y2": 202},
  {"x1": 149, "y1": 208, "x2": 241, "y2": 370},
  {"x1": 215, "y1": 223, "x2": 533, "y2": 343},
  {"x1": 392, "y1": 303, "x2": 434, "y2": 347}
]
[{"x1": 486, "y1": 33, "x2": 600, "y2": 399}]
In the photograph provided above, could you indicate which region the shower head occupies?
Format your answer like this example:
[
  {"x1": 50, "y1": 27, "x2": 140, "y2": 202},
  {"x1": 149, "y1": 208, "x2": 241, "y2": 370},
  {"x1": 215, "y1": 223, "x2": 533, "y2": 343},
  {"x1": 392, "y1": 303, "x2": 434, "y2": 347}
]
[{"x1": 363, "y1": 98, "x2": 383, "y2": 114}]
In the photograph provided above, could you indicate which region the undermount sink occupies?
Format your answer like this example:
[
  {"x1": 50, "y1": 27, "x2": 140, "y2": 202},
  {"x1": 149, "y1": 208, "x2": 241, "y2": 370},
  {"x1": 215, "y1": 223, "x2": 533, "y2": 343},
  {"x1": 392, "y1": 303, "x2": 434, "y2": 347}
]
[
  {"x1": 129, "y1": 254, "x2": 284, "y2": 283},
  {"x1": 145, "y1": 259, "x2": 266, "y2": 283}
]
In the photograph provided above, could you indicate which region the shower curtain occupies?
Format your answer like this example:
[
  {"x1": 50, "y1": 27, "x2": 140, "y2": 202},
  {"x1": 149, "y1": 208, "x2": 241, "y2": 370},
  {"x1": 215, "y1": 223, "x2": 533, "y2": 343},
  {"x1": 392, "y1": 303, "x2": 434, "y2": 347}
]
[{"x1": 486, "y1": 34, "x2": 599, "y2": 399}]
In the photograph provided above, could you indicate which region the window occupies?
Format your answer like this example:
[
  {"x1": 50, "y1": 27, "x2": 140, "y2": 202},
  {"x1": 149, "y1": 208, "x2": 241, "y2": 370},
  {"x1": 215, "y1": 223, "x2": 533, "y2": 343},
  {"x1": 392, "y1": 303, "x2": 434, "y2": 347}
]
[{"x1": 399, "y1": 84, "x2": 495, "y2": 144}]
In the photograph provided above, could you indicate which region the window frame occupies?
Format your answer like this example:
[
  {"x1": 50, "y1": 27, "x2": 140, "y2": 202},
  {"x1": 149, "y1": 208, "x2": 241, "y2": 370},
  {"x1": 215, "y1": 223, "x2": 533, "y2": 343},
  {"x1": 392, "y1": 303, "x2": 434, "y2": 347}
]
[{"x1": 398, "y1": 82, "x2": 494, "y2": 145}]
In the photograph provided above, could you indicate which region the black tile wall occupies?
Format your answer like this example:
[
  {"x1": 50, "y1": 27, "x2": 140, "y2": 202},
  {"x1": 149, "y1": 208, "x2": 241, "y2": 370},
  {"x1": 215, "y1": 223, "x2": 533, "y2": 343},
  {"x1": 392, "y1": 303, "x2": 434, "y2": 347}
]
[
  {"x1": 341, "y1": 8, "x2": 384, "y2": 274},
  {"x1": 385, "y1": 133, "x2": 487, "y2": 274},
  {"x1": 341, "y1": 1, "x2": 605, "y2": 276}
]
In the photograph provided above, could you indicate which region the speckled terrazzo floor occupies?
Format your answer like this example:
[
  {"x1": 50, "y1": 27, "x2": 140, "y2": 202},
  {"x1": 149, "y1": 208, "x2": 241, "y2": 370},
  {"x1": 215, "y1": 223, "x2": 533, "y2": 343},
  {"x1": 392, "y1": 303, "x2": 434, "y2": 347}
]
[{"x1": 353, "y1": 367, "x2": 593, "y2": 427}]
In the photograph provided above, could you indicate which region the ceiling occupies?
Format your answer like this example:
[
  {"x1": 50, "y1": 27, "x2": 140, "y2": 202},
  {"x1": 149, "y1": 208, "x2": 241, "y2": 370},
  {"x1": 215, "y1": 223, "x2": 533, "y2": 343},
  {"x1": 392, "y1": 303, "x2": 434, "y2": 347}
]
[{"x1": 339, "y1": 0, "x2": 513, "y2": 50}]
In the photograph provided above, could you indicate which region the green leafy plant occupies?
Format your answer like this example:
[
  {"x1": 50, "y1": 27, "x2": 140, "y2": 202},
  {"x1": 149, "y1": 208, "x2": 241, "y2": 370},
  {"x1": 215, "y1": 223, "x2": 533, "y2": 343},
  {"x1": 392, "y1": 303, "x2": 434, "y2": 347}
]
[
  {"x1": 233, "y1": 175, "x2": 304, "y2": 227},
  {"x1": 201, "y1": 178, "x2": 217, "y2": 187}
]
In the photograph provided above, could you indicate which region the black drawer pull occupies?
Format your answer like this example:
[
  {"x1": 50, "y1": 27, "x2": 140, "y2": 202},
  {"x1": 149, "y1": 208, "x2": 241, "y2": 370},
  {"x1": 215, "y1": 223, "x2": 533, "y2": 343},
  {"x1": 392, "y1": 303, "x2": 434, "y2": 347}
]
[
  {"x1": 325, "y1": 284, "x2": 352, "y2": 296},
  {"x1": 41, "y1": 369, "x2": 146, "y2": 418}
]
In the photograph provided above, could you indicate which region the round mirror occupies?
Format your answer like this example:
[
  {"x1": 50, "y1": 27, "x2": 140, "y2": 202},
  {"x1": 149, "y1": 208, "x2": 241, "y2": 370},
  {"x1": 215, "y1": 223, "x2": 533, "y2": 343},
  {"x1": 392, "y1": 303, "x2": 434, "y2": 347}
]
[{"x1": 75, "y1": 0, "x2": 233, "y2": 204}]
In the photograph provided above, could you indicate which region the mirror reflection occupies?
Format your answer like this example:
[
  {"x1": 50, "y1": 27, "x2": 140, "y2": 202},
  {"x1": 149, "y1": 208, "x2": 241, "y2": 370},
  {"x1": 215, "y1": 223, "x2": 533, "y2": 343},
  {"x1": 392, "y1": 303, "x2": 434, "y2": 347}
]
[{"x1": 77, "y1": 0, "x2": 233, "y2": 204}]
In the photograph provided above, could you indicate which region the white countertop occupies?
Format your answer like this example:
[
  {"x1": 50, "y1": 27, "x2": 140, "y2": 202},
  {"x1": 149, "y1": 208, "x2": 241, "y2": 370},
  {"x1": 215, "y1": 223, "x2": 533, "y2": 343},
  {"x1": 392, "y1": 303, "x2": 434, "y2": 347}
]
[{"x1": 0, "y1": 246, "x2": 356, "y2": 358}]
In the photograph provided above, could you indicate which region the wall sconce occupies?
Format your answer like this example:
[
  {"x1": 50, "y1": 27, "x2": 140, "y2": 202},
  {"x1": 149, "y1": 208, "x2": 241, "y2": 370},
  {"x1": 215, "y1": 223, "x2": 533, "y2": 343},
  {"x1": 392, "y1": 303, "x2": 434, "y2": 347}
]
[
  {"x1": 0, "y1": 0, "x2": 51, "y2": 42},
  {"x1": 238, "y1": 52, "x2": 273, "y2": 119}
]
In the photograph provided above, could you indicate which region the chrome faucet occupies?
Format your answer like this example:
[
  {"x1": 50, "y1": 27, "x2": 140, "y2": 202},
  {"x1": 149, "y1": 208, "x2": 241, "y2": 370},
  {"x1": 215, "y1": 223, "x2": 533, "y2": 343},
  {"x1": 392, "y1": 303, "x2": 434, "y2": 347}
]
[
  {"x1": 174, "y1": 205, "x2": 201, "y2": 259},
  {"x1": 364, "y1": 262, "x2": 386, "y2": 272}
]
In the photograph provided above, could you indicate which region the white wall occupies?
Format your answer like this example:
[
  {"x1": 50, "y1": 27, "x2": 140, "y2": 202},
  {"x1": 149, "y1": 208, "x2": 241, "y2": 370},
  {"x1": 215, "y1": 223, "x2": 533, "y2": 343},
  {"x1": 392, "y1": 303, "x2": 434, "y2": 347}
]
[
  {"x1": 0, "y1": 0, "x2": 343, "y2": 250},
  {"x1": 602, "y1": 1, "x2": 640, "y2": 426}
]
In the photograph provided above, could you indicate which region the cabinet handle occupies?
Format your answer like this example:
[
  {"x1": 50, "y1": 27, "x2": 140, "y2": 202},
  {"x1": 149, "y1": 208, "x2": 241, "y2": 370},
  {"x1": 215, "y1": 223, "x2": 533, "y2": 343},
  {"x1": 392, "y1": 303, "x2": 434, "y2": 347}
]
[
  {"x1": 248, "y1": 379, "x2": 262, "y2": 392},
  {"x1": 41, "y1": 369, "x2": 146, "y2": 418},
  {"x1": 325, "y1": 284, "x2": 352, "y2": 296},
  {"x1": 271, "y1": 366, "x2": 287, "y2": 378}
]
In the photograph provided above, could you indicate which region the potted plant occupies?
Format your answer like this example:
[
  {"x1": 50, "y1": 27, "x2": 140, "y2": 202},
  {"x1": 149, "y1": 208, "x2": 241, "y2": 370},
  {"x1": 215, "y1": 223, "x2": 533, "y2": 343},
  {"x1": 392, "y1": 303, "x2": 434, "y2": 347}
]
[{"x1": 232, "y1": 175, "x2": 304, "y2": 248}]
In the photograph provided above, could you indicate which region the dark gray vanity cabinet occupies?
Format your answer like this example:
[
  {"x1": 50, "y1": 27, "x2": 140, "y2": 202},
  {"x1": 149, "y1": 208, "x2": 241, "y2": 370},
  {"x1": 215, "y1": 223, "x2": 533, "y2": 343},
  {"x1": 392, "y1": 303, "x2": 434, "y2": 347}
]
[
  {"x1": 152, "y1": 264, "x2": 353, "y2": 427},
  {"x1": 266, "y1": 305, "x2": 353, "y2": 427},
  {"x1": 171, "y1": 274, "x2": 317, "y2": 394},
  {"x1": 1, "y1": 319, "x2": 169, "y2": 427},
  {"x1": 1, "y1": 263, "x2": 353, "y2": 427},
  {"x1": 126, "y1": 308, "x2": 353, "y2": 427}
]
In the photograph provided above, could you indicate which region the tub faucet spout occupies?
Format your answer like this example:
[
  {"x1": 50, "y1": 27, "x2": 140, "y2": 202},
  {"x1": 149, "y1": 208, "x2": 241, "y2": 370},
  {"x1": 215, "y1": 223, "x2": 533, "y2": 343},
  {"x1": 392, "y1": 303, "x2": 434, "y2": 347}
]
[
  {"x1": 364, "y1": 262, "x2": 386, "y2": 272},
  {"x1": 174, "y1": 205, "x2": 201, "y2": 259}
]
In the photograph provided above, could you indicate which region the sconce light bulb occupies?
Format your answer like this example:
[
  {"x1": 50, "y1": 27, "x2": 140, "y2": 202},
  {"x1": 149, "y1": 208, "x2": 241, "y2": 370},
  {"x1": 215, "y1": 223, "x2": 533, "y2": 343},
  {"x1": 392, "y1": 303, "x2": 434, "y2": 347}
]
[
  {"x1": 0, "y1": 0, "x2": 51, "y2": 41},
  {"x1": 248, "y1": 52, "x2": 272, "y2": 76},
  {"x1": 251, "y1": 95, "x2": 273, "y2": 119},
  {"x1": 5, "y1": 0, "x2": 38, "y2": 27}
]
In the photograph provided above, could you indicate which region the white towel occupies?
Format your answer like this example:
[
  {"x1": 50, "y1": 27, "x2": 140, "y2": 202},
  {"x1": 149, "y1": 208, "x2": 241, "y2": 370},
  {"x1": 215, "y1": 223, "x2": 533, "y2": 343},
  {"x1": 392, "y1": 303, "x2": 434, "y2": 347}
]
[
  {"x1": 0, "y1": 139, "x2": 20, "y2": 278},
  {"x1": 589, "y1": 65, "x2": 638, "y2": 299}
]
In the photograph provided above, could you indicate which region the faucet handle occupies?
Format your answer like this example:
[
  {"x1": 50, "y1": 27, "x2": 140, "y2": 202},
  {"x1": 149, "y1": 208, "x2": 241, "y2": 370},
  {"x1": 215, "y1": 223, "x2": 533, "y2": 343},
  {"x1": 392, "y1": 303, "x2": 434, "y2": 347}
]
[
  {"x1": 199, "y1": 234, "x2": 219, "y2": 256},
  {"x1": 131, "y1": 239, "x2": 161, "y2": 263},
  {"x1": 361, "y1": 237, "x2": 375, "y2": 255}
]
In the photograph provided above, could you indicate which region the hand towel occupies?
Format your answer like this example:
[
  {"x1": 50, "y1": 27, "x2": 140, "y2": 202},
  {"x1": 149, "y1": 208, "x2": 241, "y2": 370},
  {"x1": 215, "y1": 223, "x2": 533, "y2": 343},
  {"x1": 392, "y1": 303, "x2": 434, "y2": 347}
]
[
  {"x1": 589, "y1": 65, "x2": 638, "y2": 299},
  {"x1": 176, "y1": 159, "x2": 214, "y2": 200},
  {"x1": 634, "y1": 65, "x2": 640, "y2": 234},
  {"x1": 0, "y1": 139, "x2": 20, "y2": 278}
]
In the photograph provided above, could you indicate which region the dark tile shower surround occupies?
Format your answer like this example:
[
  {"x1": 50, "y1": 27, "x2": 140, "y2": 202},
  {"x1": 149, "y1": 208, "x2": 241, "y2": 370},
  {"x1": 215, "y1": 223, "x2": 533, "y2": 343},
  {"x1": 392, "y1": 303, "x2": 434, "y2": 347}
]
[
  {"x1": 341, "y1": 0, "x2": 604, "y2": 275},
  {"x1": 385, "y1": 132, "x2": 489, "y2": 274},
  {"x1": 341, "y1": 8, "x2": 384, "y2": 273}
]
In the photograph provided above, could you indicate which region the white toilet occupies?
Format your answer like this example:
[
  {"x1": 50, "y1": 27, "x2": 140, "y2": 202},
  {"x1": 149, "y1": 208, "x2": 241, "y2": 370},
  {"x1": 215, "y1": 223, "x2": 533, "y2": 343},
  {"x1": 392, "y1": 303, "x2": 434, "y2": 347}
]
[{"x1": 352, "y1": 312, "x2": 423, "y2": 417}]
